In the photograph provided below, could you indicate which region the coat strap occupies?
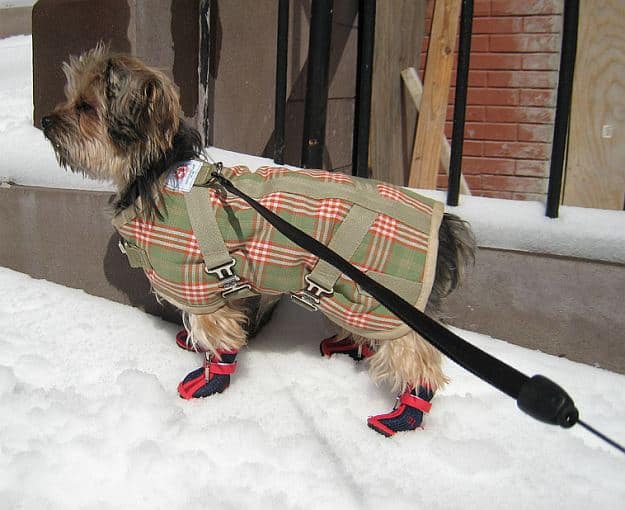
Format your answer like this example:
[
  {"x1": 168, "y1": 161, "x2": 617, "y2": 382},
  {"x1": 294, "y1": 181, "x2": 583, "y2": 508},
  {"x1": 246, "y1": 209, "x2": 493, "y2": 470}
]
[
  {"x1": 291, "y1": 204, "x2": 378, "y2": 311},
  {"x1": 117, "y1": 239, "x2": 152, "y2": 269},
  {"x1": 184, "y1": 186, "x2": 255, "y2": 300}
]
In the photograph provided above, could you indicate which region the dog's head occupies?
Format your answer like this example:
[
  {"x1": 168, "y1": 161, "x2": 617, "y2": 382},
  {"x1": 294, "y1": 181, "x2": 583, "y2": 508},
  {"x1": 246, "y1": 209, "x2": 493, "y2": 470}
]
[{"x1": 42, "y1": 44, "x2": 181, "y2": 189}]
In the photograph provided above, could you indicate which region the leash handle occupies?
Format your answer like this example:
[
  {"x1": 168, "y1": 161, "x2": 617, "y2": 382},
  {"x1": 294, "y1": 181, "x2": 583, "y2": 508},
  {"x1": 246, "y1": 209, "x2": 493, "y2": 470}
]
[
  {"x1": 517, "y1": 375, "x2": 578, "y2": 428},
  {"x1": 211, "y1": 172, "x2": 580, "y2": 429}
]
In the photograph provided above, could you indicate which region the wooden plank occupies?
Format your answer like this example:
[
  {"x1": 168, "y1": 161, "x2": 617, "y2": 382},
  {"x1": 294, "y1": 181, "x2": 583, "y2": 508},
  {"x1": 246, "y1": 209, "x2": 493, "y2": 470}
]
[
  {"x1": 369, "y1": 0, "x2": 425, "y2": 185},
  {"x1": 401, "y1": 67, "x2": 471, "y2": 195},
  {"x1": 408, "y1": 0, "x2": 461, "y2": 189},
  {"x1": 564, "y1": 0, "x2": 625, "y2": 210}
]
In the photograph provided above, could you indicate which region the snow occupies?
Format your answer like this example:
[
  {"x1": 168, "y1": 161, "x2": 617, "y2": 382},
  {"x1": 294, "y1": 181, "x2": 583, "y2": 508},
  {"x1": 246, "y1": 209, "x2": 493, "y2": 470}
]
[{"x1": 0, "y1": 266, "x2": 624, "y2": 509}]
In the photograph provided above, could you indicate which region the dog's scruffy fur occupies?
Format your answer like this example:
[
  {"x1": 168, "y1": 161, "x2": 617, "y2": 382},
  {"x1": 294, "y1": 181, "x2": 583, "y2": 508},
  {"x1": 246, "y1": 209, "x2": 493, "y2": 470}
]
[{"x1": 43, "y1": 45, "x2": 475, "y2": 402}]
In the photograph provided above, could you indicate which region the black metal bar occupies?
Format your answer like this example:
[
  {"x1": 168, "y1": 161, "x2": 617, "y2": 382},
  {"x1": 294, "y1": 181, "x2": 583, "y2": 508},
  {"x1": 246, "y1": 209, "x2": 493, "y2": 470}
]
[
  {"x1": 352, "y1": 0, "x2": 376, "y2": 178},
  {"x1": 447, "y1": 0, "x2": 474, "y2": 207},
  {"x1": 546, "y1": 0, "x2": 579, "y2": 218},
  {"x1": 301, "y1": 0, "x2": 334, "y2": 168},
  {"x1": 274, "y1": 0, "x2": 290, "y2": 164},
  {"x1": 199, "y1": 0, "x2": 211, "y2": 144}
]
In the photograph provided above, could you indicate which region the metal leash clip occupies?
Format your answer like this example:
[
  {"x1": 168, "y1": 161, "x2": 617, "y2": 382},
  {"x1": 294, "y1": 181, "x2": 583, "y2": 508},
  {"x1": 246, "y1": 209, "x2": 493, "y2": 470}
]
[
  {"x1": 205, "y1": 259, "x2": 252, "y2": 299},
  {"x1": 207, "y1": 162, "x2": 227, "y2": 197},
  {"x1": 290, "y1": 274, "x2": 334, "y2": 312}
]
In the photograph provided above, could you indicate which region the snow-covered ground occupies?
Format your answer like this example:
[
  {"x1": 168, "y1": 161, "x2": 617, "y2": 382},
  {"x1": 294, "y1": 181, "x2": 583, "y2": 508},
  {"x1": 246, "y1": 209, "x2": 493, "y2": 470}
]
[
  {"x1": 0, "y1": 266, "x2": 624, "y2": 509},
  {"x1": 1, "y1": 33, "x2": 624, "y2": 509}
]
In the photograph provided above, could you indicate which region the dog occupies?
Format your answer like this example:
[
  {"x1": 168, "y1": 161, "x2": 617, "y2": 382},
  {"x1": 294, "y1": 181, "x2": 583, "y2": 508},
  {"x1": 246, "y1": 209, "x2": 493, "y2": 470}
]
[{"x1": 42, "y1": 45, "x2": 475, "y2": 436}]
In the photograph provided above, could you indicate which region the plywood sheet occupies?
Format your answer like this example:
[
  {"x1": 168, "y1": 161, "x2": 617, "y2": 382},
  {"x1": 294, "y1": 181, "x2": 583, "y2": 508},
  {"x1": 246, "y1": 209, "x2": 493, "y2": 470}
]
[{"x1": 564, "y1": 0, "x2": 625, "y2": 210}]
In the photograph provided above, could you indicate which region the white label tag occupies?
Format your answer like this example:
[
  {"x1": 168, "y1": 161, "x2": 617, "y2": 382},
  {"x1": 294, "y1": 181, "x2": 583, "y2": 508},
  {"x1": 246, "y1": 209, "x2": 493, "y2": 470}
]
[{"x1": 164, "y1": 160, "x2": 204, "y2": 192}]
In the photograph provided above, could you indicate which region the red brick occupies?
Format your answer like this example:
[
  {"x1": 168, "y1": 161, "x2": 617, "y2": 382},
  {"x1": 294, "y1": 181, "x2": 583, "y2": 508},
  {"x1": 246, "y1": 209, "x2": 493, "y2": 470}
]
[
  {"x1": 468, "y1": 88, "x2": 519, "y2": 106},
  {"x1": 448, "y1": 87, "x2": 456, "y2": 104},
  {"x1": 481, "y1": 175, "x2": 548, "y2": 193},
  {"x1": 462, "y1": 156, "x2": 516, "y2": 175},
  {"x1": 471, "y1": 53, "x2": 523, "y2": 70},
  {"x1": 419, "y1": 53, "x2": 427, "y2": 71},
  {"x1": 489, "y1": 34, "x2": 559, "y2": 53},
  {"x1": 487, "y1": 70, "x2": 558, "y2": 88},
  {"x1": 470, "y1": 35, "x2": 490, "y2": 52},
  {"x1": 486, "y1": 106, "x2": 555, "y2": 123},
  {"x1": 491, "y1": 0, "x2": 563, "y2": 16},
  {"x1": 436, "y1": 174, "x2": 449, "y2": 189},
  {"x1": 473, "y1": 17, "x2": 523, "y2": 34},
  {"x1": 484, "y1": 141, "x2": 551, "y2": 159},
  {"x1": 516, "y1": 160, "x2": 550, "y2": 177},
  {"x1": 518, "y1": 123, "x2": 553, "y2": 142},
  {"x1": 463, "y1": 141, "x2": 484, "y2": 156},
  {"x1": 474, "y1": 0, "x2": 492, "y2": 16},
  {"x1": 464, "y1": 122, "x2": 518, "y2": 141},
  {"x1": 512, "y1": 192, "x2": 546, "y2": 201},
  {"x1": 450, "y1": 70, "x2": 488, "y2": 87},
  {"x1": 425, "y1": 0, "x2": 435, "y2": 18},
  {"x1": 522, "y1": 53, "x2": 560, "y2": 70},
  {"x1": 523, "y1": 15, "x2": 563, "y2": 33},
  {"x1": 424, "y1": 17, "x2": 432, "y2": 33},
  {"x1": 464, "y1": 175, "x2": 483, "y2": 189},
  {"x1": 446, "y1": 106, "x2": 486, "y2": 122},
  {"x1": 477, "y1": 190, "x2": 514, "y2": 199},
  {"x1": 520, "y1": 89, "x2": 556, "y2": 107}
]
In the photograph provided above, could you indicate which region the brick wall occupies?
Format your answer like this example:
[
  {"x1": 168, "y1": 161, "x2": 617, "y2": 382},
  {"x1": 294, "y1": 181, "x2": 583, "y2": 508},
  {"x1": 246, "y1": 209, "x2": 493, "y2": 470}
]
[{"x1": 420, "y1": 0, "x2": 563, "y2": 200}]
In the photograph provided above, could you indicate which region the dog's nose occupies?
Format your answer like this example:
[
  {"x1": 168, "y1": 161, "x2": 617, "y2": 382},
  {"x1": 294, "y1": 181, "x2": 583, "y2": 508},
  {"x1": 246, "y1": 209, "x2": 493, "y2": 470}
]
[{"x1": 41, "y1": 115, "x2": 54, "y2": 129}]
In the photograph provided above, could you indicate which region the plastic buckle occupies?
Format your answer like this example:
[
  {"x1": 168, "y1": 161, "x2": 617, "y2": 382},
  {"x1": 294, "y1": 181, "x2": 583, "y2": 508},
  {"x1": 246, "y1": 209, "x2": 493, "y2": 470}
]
[
  {"x1": 205, "y1": 259, "x2": 252, "y2": 298},
  {"x1": 290, "y1": 275, "x2": 334, "y2": 312},
  {"x1": 118, "y1": 240, "x2": 127, "y2": 254}
]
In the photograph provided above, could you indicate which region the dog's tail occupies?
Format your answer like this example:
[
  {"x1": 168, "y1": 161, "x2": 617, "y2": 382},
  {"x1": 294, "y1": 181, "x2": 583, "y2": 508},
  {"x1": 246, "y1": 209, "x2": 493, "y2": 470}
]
[{"x1": 427, "y1": 213, "x2": 476, "y2": 318}]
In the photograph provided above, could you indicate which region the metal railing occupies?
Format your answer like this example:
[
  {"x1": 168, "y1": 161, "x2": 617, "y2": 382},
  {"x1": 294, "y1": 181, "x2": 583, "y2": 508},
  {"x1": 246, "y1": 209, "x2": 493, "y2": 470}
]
[{"x1": 273, "y1": 0, "x2": 579, "y2": 219}]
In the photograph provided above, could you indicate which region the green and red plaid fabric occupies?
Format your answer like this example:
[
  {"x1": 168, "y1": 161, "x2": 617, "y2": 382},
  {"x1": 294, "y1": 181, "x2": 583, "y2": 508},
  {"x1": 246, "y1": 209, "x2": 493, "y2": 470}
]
[{"x1": 114, "y1": 164, "x2": 444, "y2": 340}]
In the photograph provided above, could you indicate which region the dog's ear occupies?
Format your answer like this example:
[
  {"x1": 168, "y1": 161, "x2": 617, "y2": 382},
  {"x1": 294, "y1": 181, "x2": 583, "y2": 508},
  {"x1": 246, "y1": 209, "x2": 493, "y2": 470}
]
[
  {"x1": 105, "y1": 58, "x2": 127, "y2": 101},
  {"x1": 105, "y1": 57, "x2": 179, "y2": 152},
  {"x1": 141, "y1": 75, "x2": 180, "y2": 141}
]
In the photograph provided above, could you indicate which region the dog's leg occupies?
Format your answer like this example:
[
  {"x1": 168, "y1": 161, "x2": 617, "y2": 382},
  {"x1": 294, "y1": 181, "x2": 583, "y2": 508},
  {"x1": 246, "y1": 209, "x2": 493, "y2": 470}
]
[
  {"x1": 177, "y1": 305, "x2": 248, "y2": 399},
  {"x1": 320, "y1": 330, "x2": 375, "y2": 361},
  {"x1": 366, "y1": 331, "x2": 448, "y2": 436}
]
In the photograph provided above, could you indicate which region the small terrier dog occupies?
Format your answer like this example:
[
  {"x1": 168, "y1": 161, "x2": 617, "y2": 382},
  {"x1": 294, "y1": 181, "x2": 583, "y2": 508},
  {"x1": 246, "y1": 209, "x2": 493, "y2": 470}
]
[{"x1": 43, "y1": 45, "x2": 475, "y2": 436}]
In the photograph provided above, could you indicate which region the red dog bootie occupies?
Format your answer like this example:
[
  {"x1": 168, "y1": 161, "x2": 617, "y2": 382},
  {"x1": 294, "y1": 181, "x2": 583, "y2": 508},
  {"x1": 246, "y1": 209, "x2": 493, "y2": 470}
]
[
  {"x1": 177, "y1": 349, "x2": 238, "y2": 399},
  {"x1": 367, "y1": 385, "x2": 434, "y2": 437},
  {"x1": 175, "y1": 329, "x2": 207, "y2": 352},
  {"x1": 320, "y1": 335, "x2": 374, "y2": 361}
]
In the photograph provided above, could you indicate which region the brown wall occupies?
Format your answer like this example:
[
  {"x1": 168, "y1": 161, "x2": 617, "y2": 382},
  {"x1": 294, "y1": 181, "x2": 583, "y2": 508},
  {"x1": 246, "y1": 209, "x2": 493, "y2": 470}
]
[
  {"x1": 207, "y1": 0, "x2": 359, "y2": 172},
  {"x1": 32, "y1": 0, "x2": 200, "y2": 128}
]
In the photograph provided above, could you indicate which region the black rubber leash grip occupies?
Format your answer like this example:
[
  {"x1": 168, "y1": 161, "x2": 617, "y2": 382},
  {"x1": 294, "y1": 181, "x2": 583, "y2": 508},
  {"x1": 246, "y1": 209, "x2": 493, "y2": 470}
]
[{"x1": 517, "y1": 375, "x2": 579, "y2": 428}]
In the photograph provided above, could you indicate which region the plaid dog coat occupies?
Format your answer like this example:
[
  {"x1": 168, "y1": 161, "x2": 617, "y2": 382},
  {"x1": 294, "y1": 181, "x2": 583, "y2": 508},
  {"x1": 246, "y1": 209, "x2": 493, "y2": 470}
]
[{"x1": 113, "y1": 163, "x2": 444, "y2": 340}]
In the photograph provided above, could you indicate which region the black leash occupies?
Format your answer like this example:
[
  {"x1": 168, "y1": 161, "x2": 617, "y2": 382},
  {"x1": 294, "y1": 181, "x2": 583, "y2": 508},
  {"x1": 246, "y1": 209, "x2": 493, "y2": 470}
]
[{"x1": 211, "y1": 171, "x2": 625, "y2": 455}]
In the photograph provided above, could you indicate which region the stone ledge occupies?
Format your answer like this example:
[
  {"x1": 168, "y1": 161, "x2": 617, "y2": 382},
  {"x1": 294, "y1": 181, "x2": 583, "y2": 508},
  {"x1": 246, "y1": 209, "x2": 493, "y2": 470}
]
[{"x1": 0, "y1": 6, "x2": 32, "y2": 38}]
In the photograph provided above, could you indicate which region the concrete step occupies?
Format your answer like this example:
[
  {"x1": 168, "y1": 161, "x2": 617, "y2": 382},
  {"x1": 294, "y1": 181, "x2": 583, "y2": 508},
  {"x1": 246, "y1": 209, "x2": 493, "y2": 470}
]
[{"x1": 0, "y1": 2, "x2": 33, "y2": 39}]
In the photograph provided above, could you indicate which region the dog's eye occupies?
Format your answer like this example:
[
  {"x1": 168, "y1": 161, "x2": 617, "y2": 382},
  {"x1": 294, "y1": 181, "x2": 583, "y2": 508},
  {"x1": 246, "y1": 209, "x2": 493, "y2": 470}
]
[{"x1": 76, "y1": 101, "x2": 94, "y2": 114}]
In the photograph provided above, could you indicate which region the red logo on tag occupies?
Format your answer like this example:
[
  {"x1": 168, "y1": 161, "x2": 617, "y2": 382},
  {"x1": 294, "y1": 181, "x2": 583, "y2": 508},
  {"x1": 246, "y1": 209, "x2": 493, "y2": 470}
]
[{"x1": 176, "y1": 166, "x2": 188, "y2": 180}]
